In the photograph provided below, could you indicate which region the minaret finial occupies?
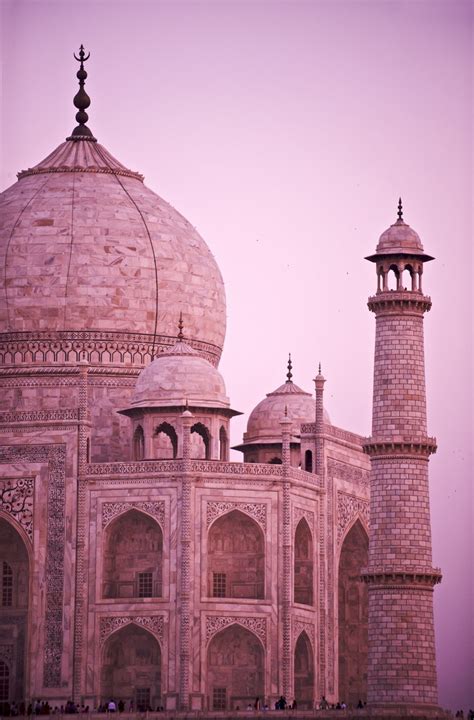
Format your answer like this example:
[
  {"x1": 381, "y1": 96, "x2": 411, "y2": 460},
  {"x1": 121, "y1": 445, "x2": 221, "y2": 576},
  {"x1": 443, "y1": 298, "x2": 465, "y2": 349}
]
[
  {"x1": 397, "y1": 197, "x2": 403, "y2": 222},
  {"x1": 286, "y1": 353, "x2": 293, "y2": 383},
  {"x1": 68, "y1": 45, "x2": 96, "y2": 141},
  {"x1": 318, "y1": 362, "x2": 322, "y2": 375},
  {"x1": 178, "y1": 312, "x2": 184, "y2": 341}
]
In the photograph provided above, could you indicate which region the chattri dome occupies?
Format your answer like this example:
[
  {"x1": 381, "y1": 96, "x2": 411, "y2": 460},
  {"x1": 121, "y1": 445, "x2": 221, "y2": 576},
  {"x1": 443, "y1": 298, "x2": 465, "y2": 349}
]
[
  {"x1": 129, "y1": 337, "x2": 231, "y2": 410},
  {"x1": 376, "y1": 219, "x2": 424, "y2": 255},
  {"x1": 0, "y1": 50, "x2": 226, "y2": 367},
  {"x1": 242, "y1": 366, "x2": 330, "y2": 446}
]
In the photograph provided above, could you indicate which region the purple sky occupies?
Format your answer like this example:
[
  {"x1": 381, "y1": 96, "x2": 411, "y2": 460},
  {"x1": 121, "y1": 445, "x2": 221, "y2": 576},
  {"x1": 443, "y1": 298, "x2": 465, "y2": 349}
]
[{"x1": 1, "y1": 0, "x2": 472, "y2": 710}]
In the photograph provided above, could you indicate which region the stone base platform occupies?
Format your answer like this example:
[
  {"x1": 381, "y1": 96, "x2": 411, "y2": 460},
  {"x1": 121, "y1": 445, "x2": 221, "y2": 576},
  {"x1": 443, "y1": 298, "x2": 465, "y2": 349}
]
[{"x1": 29, "y1": 710, "x2": 452, "y2": 720}]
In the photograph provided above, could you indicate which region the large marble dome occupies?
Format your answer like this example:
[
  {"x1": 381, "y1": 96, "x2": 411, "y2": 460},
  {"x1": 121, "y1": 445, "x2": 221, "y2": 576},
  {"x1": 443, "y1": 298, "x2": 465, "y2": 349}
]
[{"x1": 0, "y1": 124, "x2": 226, "y2": 367}]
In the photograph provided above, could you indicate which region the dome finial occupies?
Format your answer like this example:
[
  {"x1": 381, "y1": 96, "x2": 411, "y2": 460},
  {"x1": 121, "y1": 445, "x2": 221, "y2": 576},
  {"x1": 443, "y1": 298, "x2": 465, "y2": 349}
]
[
  {"x1": 397, "y1": 197, "x2": 403, "y2": 222},
  {"x1": 178, "y1": 312, "x2": 184, "y2": 340},
  {"x1": 286, "y1": 353, "x2": 293, "y2": 383},
  {"x1": 318, "y1": 362, "x2": 322, "y2": 375},
  {"x1": 68, "y1": 45, "x2": 96, "y2": 141}
]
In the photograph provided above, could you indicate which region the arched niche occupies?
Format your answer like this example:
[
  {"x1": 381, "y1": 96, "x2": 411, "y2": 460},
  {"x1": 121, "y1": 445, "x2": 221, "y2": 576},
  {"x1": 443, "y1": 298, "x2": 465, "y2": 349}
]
[
  {"x1": 153, "y1": 422, "x2": 177, "y2": 460},
  {"x1": 207, "y1": 624, "x2": 264, "y2": 711},
  {"x1": 103, "y1": 510, "x2": 163, "y2": 599},
  {"x1": 338, "y1": 519, "x2": 368, "y2": 706},
  {"x1": 304, "y1": 450, "x2": 313, "y2": 472},
  {"x1": 133, "y1": 425, "x2": 144, "y2": 460},
  {"x1": 208, "y1": 510, "x2": 264, "y2": 599},
  {"x1": 0, "y1": 518, "x2": 29, "y2": 709},
  {"x1": 294, "y1": 518, "x2": 313, "y2": 606},
  {"x1": 101, "y1": 624, "x2": 161, "y2": 710},
  {"x1": 191, "y1": 422, "x2": 210, "y2": 459},
  {"x1": 219, "y1": 426, "x2": 228, "y2": 461},
  {"x1": 294, "y1": 632, "x2": 314, "y2": 708}
]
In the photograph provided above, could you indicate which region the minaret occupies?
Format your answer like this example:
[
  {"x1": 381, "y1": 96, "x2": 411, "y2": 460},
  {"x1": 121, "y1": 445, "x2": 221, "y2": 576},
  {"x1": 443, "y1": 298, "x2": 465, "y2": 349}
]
[{"x1": 363, "y1": 201, "x2": 443, "y2": 713}]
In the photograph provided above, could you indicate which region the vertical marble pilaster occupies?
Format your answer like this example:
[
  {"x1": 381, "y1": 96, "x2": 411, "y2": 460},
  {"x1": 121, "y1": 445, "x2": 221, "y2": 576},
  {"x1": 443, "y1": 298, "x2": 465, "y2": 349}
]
[
  {"x1": 178, "y1": 409, "x2": 193, "y2": 709},
  {"x1": 280, "y1": 414, "x2": 292, "y2": 698}
]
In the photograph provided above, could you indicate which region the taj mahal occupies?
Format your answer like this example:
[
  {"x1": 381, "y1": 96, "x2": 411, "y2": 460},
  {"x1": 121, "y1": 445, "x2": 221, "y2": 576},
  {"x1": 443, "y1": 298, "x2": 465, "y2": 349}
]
[{"x1": 0, "y1": 47, "x2": 446, "y2": 716}]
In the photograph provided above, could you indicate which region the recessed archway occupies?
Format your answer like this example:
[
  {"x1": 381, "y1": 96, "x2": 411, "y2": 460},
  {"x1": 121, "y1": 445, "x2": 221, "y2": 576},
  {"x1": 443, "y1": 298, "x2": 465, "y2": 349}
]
[
  {"x1": 208, "y1": 510, "x2": 264, "y2": 599},
  {"x1": 338, "y1": 519, "x2": 368, "y2": 706},
  {"x1": 153, "y1": 422, "x2": 177, "y2": 459},
  {"x1": 101, "y1": 624, "x2": 161, "y2": 709},
  {"x1": 294, "y1": 632, "x2": 314, "y2": 708},
  {"x1": 207, "y1": 624, "x2": 264, "y2": 711},
  {"x1": 103, "y1": 510, "x2": 163, "y2": 599},
  {"x1": 294, "y1": 518, "x2": 313, "y2": 605},
  {"x1": 0, "y1": 518, "x2": 29, "y2": 709}
]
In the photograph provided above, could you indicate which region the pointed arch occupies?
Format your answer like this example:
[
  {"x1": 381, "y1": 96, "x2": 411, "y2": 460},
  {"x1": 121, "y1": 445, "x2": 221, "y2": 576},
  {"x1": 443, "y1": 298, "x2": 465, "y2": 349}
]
[
  {"x1": 338, "y1": 519, "x2": 368, "y2": 706},
  {"x1": 153, "y1": 422, "x2": 177, "y2": 459},
  {"x1": 191, "y1": 422, "x2": 211, "y2": 459},
  {"x1": 294, "y1": 631, "x2": 314, "y2": 708},
  {"x1": 207, "y1": 623, "x2": 264, "y2": 711},
  {"x1": 219, "y1": 425, "x2": 228, "y2": 461},
  {"x1": 103, "y1": 509, "x2": 163, "y2": 599},
  {"x1": 133, "y1": 425, "x2": 145, "y2": 460},
  {"x1": 304, "y1": 449, "x2": 313, "y2": 472},
  {"x1": 0, "y1": 518, "x2": 29, "y2": 706},
  {"x1": 294, "y1": 518, "x2": 313, "y2": 606},
  {"x1": 208, "y1": 510, "x2": 264, "y2": 599},
  {"x1": 101, "y1": 623, "x2": 161, "y2": 709}
]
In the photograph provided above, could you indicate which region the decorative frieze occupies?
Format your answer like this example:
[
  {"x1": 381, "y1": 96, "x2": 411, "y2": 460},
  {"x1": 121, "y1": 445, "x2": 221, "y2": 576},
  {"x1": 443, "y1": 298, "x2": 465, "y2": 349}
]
[
  {"x1": 86, "y1": 460, "x2": 284, "y2": 477},
  {"x1": 206, "y1": 501, "x2": 266, "y2": 530},
  {"x1": 0, "y1": 409, "x2": 79, "y2": 424},
  {"x1": 102, "y1": 500, "x2": 165, "y2": 529},
  {"x1": 327, "y1": 458, "x2": 369, "y2": 487},
  {"x1": 0, "y1": 477, "x2": 34, "y2": 541},
  {"x1": 205, "y1": 616, "x2": 267, "y2": 644},
  {"x1": 337, "y1": 492, "x2": 369, "y2": 544},
  {"x1": 99, "y1": 615, "x2": 164, "y2": 645}
]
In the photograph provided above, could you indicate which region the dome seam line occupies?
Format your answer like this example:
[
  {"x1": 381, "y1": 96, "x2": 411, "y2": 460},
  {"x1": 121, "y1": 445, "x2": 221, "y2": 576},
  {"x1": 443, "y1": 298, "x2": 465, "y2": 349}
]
[
  {"x1": 93, "y1": 144, "x2": 159, "y2": 356},
  {"x1": 3, "y1": 175, "x2": 54, "y2": 330},
  {"x1": 63, "y1": 170, "x2": 77, "y2": 328}
]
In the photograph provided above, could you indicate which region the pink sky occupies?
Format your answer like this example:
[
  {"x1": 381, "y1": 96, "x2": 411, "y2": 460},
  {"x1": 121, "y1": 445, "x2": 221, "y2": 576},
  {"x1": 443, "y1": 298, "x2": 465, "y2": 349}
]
[{"x1": 1, "y1": 0, "x2": 472, "y2": 711}]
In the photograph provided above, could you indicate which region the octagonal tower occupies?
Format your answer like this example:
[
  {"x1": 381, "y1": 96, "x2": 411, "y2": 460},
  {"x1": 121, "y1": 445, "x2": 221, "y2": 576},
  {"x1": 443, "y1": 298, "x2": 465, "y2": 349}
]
[{"x1": 363, "y1": 201, "x2": 443, "y2": 714}]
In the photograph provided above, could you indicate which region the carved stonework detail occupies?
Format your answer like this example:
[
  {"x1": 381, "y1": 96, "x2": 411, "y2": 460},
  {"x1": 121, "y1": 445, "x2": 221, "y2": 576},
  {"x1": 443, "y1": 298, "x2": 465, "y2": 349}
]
[
  {"x1": 0, "y1": 644, "x2": 13, "y2": 663},
  {"x1": 205, "y1": 616, "x2": 267, "y2": 645},
  {"x1": 293, "y1": 506, "x2": 314, "y2": 530},
  {"x1": 0, "y1": 409, "x2": 79, "y2": 424},
  {"x1": 0, "y1": 444, "x2": 66, "y2": 688},
  {"x1": 337, "y1": 492, "x2": 370, "y2": 544},
  {"x1": 102, "y1": 501, "x2": 165, "y2": 529},
  {"x1": 99, "y1": 615, "x2": 164, "y2": 645},
  {"x1": 327, "y1": 458, "x2": 369, "y2": 487},
  {"x1": 0, "y1": 330, "x2": 220, "y2": 368},
  {"x1": 87, "y1": 460, "x2": 284, "y2": 477},
  {"x1": 293, "y1": 619, "x2": 315, "y2": 647},
  {"x1": 0, "y1": 478, "x2": 34, "y2": 541},
  {"x1": 206, "y1": 501, "x2": 267, "y2": 531}
]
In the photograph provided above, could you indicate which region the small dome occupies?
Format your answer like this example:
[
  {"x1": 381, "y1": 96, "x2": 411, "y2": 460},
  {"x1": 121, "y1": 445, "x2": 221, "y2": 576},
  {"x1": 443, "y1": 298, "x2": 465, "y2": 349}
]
[
  {"x1": 130, "y1": 339, "x2": 230, "y2": 409},
  {"x1": 376, "y1": 219, "x2": 424, "y2": 255},
  {"x1": 243, "y1": 380, "x2": 330, "y2": 445}
]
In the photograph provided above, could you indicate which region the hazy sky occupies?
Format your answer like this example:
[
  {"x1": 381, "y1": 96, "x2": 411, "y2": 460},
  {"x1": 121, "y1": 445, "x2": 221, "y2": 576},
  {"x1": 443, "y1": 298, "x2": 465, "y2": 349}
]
[{"x1": 1, "y1": 0, "x2": 472, "y2": 710}]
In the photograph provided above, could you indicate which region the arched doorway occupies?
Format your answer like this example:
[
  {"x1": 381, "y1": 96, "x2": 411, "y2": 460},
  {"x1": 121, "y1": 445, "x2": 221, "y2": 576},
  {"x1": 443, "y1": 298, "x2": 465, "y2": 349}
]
[
  {"x1": 101, "y1": 624, "x2": 161, "y2": 709},
  {"x1": 208, "y1": 510, "x2": 264, "y2": 599},
  {"x1": 207, "y1": 624, "x2": 264, "y2": 710},
  {"x1": 0, "y1": 518, "x2": 29, "y2": 710},
  {"x1": 191, "y1": 422, "x2": 210, "y2": 459},
  {"x1": 294, "y1": 518, "x2": 313, "y2": 605},
  {"x1": 153, "y1": 423, "x2": 177, "y2": 459},
  {"x1": 103, "y1": 510, "x2": 163, "y2": 599},
  {"x1": 338, "y1": 520, "x2": 368, "y2": 706},
  {"x1": 294, "y1": 632, "x2": 314, "y2": 708}
]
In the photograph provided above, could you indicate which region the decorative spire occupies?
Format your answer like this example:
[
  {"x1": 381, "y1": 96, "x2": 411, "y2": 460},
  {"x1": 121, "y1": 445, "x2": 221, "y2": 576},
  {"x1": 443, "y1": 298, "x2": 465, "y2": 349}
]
[
  {"x1": 397, "y1": 197, "x2": 403, "y2": 222},
  {"x1": 68, "y1": 45, "x2": 96, "y2": 141},
  {"x1": 318, "y1": 362, "x2": 322, "y2": 375},
  {"x1": 286, "y1": 353, "x2": 293, "y2": 383},
  {"x1": 178, "y1": 312, "x2": 184, "y2": 341}
]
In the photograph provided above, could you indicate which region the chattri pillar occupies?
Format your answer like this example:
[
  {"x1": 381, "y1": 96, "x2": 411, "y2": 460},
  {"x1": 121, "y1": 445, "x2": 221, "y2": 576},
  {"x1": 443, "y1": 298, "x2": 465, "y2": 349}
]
[{"x1": 362, "y1": 203, "x2": 443, "y2": 713}]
